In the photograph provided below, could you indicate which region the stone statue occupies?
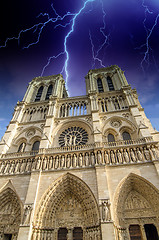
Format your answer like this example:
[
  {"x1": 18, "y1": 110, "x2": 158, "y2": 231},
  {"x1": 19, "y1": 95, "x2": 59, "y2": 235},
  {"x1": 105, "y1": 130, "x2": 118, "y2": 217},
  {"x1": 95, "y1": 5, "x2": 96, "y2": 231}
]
[
  {"x1": 117, "y1": 150, "x2": 122, "y2": 164},
  {"x1": 79, "y1": 153, "x2": 83, "y2": 167},
  {"x1": 85, "y1": 153, "x2": 89, "y2": 166},
  {"x1": 136, "y1": 148, "x2": 143, "y2": 162},
  {"x1": 61, "y1": 155, "x2": 65, "y2": 168},
  {"x1": 101, "y1": 200, "x2": 111, "y2": 222},
  {"x1": 123, "y1": 149, "x2": 129, "y2": 163},
  {"x1": 104, "y1": 151, "x2": 109, "y2": 164},
  {"x1": 144, "y1": 147, "x2": 150, "y2": 161},
  {"x1": 110, "y1": 151, "x2": 116, "y2": 164},
  {"x1": 66, "y1": 155, "x2": 71, "y2": 168},
  {"x1": 21, "y1": 159, "x2": 27, "y2": 172},
  {"x1": 91, "y1": 152, "x2": 95, "y2": 165},
  {"x1": 54, "y1": 156, "x2": 59, "y2": 169},
  {"x1": 97, "y1": 151, "x2": 102, "y2": 164},
  {"x1": 72, "y1": 154, "x2": 77, "y2": 167},
  {"x1": 36, "y1": 157, "x2": 41, "y2": 170},
  {"x1": 22, "y1": 205, "x2": 32, "y2": 225},
  {"x1": 130, "y1": 149, "x2": 136, "y2": 162}
]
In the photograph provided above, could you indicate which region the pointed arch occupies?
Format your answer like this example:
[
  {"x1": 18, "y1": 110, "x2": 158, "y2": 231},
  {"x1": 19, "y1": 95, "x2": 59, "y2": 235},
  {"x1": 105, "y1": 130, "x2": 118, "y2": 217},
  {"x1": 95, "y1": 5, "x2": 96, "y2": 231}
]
[
  {"x1": 113, "y1": 173, "x2": 159, "y2": 227},
  {"x1": 0, "y1": 181, "x2": 22, "y2": 238},
  {"x1": 34, "y1": 173, "x2": 100, "y2": 229}
]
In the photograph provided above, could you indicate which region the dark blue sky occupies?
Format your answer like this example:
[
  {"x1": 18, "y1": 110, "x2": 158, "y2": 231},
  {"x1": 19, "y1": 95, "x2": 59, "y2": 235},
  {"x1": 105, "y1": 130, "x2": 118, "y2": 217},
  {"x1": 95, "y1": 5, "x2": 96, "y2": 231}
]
[{"x1": 0, "y1": 0, "x2": 159, "y2": 138}]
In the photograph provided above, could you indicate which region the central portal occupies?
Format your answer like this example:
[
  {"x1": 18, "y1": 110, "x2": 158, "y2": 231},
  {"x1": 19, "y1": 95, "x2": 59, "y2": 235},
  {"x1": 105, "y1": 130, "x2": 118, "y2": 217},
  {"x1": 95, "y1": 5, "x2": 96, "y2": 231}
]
[{"x1": 58, "y1": 227, "x2": 83, "y2": 240}]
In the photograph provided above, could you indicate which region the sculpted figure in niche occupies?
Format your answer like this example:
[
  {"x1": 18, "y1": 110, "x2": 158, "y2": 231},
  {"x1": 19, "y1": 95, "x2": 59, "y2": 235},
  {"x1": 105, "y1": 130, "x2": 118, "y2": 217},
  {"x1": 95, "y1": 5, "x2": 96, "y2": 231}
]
[
  {"x1": 42, "y1": 157, "x2": 47, "y2": 170},
  {"x1": 110, "y1": 151, "x2": 116, "y2": 164},
  {"x1": 85, "y1": 152, "x2": 89, "y2": 166},
  {"x1": 104, "y1": 151, "x2": 109, "y2": 164},
  {"x1": 144, "y1": 147, "x2": 150, "y2": 161},
  {"x1": 61, "y1": 155, "x2": 65, "y2": 168},
  {"x1": 54, "y1": 156, "x2": 59, "y2": 169},
  {"x1": 151, "y1": 145, "x2": 159, "y2": 159},
  {"x1": 117, "y1": 150, "x2": 122, "y2": 164},
  {"x1": 4, "y1": 161, "x2": 10, "y2": 174},
  {"x1": 66, "y1": 155, "x2": 71, "y2": 168},
  {"x1": 0, "y1": 161, "x2": 6, "y2": 173},
  {"x1": 36, "y1": 157, "x2": 41, "y2": 170},
  {"x1": 79, "y1": 153, "x2": 83, "y2": 167},
  {"x1": 91, "y1": 152, "x2": 95, "y2": 165},
  {"x1": 97, "y1": 151, "x2": 102, "y2": 164},
  {"x1": 9, "y1": 160, "x2": 15, "y2": 173},
  {"x1": 22, "y1": 205, "x2": 32, "y2": 225},
  {"x1": 25, "y1": 159, "x2": 32, "y2": 172},
  {"x1": 72, "y1": 154, "x2": 77, "y2": 167},
  {"x1": 136, "y1": 148, "x2": 143, "y2": 162},
  {"x1": 123, "y1": 149, "x2": 129, "y2": 163},
  {"x1": 101, "y1": 200, "x2": 111, "y2": 222},
  {"x1": 130, "y1": 149, "x2": 136, "y2": 162},
  {"x1": 21, "y1": 159, "x2": 27, "y2": 172}
]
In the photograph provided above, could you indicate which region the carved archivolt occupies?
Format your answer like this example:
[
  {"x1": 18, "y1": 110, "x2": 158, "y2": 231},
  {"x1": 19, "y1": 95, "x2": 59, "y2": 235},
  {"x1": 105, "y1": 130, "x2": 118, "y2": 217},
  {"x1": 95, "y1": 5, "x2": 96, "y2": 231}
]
[
  {"x1": 34, "y1": 173, "x2": 100, "y2": 229},
  {"x1": 113, "y1": 173, "x2": 159, "y2": 227},
  {"x1": 0, "y1": 186, "x2": 22, "y2": 238}
]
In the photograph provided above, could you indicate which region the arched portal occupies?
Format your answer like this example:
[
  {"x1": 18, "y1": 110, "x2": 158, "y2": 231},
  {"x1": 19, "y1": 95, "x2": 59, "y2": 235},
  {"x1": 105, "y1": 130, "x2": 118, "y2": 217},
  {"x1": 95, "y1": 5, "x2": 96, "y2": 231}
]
[
  {"x1": 33, "y1": 173, "x2": 101, "y2": 239},
  {"x1": 113, "y1": 173, "x2": 159, "y2": 240},
  {"x1": 0, "y1": 187, "x2": 22, "y2": 239}
]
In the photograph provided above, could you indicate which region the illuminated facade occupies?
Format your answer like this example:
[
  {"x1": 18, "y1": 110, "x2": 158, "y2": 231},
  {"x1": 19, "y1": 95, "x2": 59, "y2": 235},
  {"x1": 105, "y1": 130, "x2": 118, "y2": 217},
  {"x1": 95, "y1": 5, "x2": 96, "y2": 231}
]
[{"x1": 0, "y1": 65, "x2": 159, "y2": 240}]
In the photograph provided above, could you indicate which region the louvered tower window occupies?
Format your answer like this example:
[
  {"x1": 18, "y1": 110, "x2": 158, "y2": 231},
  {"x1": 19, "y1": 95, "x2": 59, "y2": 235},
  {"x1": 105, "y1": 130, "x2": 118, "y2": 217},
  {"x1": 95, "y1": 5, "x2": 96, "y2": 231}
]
[
  {"x1": 45, "y1": 84, "x2": 53, "y2": 100},
  {"x1": 35, "y1": 86, "x2": 43, "y2": 102},
  {"x1": 97, "y1": 78, "x2": 104, "y2": 92},
  {"x1": 107, "y1": 76, "x2": 114, "y2": 91}
]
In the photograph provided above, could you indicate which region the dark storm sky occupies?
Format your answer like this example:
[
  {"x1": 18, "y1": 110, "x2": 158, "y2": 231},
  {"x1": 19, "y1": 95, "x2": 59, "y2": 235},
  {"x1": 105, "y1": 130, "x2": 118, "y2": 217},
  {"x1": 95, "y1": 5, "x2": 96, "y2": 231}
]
[{"x1": 0, "y1": 0, "x2": 159, "y2": 138}]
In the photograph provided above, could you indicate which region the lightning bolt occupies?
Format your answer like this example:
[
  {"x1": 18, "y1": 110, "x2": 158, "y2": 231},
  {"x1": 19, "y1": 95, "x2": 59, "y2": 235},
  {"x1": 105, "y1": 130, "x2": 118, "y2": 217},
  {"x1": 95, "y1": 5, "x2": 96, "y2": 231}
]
[
  {"x1": 89, "y1": 0, "x2": 110, "y2": 69},
  {"x1": 0, "y1": 0, "x2": 96, "y2": 93},
  {"x1": 136, "y1": 0, "x2": 159, "y2": 73}
]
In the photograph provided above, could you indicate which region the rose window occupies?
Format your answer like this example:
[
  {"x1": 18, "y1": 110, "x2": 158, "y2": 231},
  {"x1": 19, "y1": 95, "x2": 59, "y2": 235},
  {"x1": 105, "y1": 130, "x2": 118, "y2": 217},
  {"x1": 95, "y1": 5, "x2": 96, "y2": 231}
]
[{"x1": 59, "y1": 126, "x2": 88, "y2": 147}]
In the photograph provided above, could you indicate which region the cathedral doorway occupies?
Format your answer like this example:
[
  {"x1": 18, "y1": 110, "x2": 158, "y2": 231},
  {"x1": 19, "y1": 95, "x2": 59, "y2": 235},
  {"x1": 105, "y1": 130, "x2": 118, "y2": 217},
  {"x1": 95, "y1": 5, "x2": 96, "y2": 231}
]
[
  {"x1": 33, "y1": 173, "x2": 101, "y2": 239},
  {"x1": 114, "y1": 173, "x2": 159, "y2": 240},
  {"x1": 144, "y1": 224, "x2": 159, "y2": 240},
  {"x1": 0, "y1": 186, "x2": 22, "y2": 240}
]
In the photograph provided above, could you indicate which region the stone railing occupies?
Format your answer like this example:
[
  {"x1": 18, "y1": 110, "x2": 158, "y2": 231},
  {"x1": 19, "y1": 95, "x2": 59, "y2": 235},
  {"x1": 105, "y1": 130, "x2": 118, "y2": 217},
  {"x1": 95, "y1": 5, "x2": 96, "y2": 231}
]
[
  {"x1": 57, "y1": 96, "x2": 90, "y2": 118},
  {"x1": 0, "y1": 144, "x2": 158, "y2": 176},
  {"x1": 0, "y1": 137, "x2": 155, "y2": 159},
  {"x1": 98, "y1": 94, "x2": 128, "y2": 113}
]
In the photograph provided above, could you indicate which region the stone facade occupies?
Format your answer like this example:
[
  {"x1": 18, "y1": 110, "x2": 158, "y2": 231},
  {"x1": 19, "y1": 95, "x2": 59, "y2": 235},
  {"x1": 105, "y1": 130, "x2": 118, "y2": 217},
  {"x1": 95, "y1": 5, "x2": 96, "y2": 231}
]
[{"x1": 0, "y1": 65, "x2": 159, "y2": 240}]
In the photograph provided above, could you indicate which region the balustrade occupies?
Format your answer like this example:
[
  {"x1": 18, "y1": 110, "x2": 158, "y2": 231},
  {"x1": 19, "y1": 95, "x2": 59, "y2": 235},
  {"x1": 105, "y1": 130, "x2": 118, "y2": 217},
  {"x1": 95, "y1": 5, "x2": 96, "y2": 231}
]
[
  {"x1": 0, "y1": 144, "x2": 158, "y2": 175},
  {"x1": 58, "y1": 99, "x2": 89, "y2": 118},
  {"x1": 98, "y1": 94, "x2": 128, "y2": 113}
]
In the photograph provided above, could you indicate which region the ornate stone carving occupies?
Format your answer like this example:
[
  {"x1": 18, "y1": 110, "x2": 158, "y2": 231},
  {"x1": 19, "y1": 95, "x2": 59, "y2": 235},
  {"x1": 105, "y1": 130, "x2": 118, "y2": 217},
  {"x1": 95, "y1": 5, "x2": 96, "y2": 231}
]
[
  {"x1": 25, "y1": 129, "x2": 36, "y2": 138},
  {"x1": 100, "y1": 199, "x2": 111, "y2": 222},
  {"x1": 59, "y1": 126, "x2": 88, "y2": 147},
  {"x1": 22, "y1": 204, "x2": 33, "y2": 225},
  {"x1": 110, "y1": 119, "x2": 122, "y2": 128}
]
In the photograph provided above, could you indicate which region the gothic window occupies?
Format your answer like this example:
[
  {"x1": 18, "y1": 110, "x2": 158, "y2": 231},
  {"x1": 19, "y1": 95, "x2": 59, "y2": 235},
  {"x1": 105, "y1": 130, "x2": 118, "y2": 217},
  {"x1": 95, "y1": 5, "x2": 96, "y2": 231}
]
[
  {"x1": 35, "y1": 86, "x2": 43, "y2": 102},
  {"x1": 107, "y1": 76, "x2": 114, "y2": 91},
  {"x1": 45, "y1": 84, "x2": 53, "y2": 100},
  {"x1": 73, "y1": 227, "x2": 83, "y2": 240},
  {"x1": 32, "y1": 141, "x2": 40, "y2": 151},
  {"x1": 58, "y1": 228, "x2": 68, "y2": 240},
  {"x1": 59, "y1": 127, "x2": 88, "y2": 147},
  {"x1": 108, "y1": 133, "x2": 115, "y2": 142},
  {"x1": 122, "y1": 131, "x2": 131, "y2": 140},
  {"x1": 129, "y1": 225, "x2": 142, "y2": 240},
  {"x1": 97, "y1": 78, "x2": 104, "y2": 92},
  {"x1": 17, "y1": 142, "x2": 26, "y2": 152}
]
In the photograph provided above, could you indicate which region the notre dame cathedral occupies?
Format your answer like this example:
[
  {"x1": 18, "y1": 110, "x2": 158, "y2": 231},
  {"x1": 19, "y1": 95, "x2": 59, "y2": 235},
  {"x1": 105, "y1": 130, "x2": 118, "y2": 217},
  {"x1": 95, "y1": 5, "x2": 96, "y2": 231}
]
[{"x1": 0, "y1": 65, "x2": 159, "y2": 240}]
